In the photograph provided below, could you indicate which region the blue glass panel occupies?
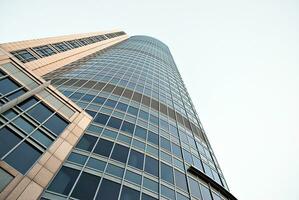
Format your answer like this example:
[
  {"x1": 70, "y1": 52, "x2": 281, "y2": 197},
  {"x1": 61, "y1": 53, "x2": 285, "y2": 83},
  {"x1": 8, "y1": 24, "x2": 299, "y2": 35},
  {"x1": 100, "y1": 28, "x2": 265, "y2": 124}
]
[
  {"x1": 94, "y1": 138, "x2": 113, "y2": 157},
  {"x1": 0, "y1": 127, "x2": 22, "y2": 157},
  {"x1": 95, "y1": 178, "x2": 121, "y2": 200},
  {"x1": 120, "y1": 185, "x2": 140, "y2": 200},
  {"x1": 43, "y1": 114, "x2": 68, "y2": 136},
  {"x1": 145, "y1": 156, "x2": 158, "y2": 177},
  {"x1": 111, "y1": 144, "x2": 129, "y2": 163},
  {"x1": 94, "y1": 113, "x2": 109, "y2": 125},
  {"x1": 121, "y1": 121, "x2": 135, "y2": 134},
  {"x1": 76, "y1": 134, "x2": 97, "y2": 151},
  {"x1": 86, "y1": 158, "x2": 106, "y2": 171},
  {"x1": 128, "y1": 149, "x2": 144, "y2": 170},
  {"x1": 0, "y1": 77, "x2": 19, "y2": 96}
]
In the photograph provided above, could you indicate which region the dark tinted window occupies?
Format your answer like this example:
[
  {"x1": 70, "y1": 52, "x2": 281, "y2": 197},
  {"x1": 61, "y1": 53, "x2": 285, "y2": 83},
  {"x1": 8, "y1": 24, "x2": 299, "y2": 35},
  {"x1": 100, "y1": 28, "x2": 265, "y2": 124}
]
[
  {"x1": 86, "y1": 110, "x2": 97, "y2": 117},
  {"x1": 127, "y1": 106, "x2": 138, "y2": 116},
  {"x1": 96, "y1": 178, "x2": 121, "y2": 200},
  {"x1": 161, "y1": 162, "x2": 174, "y2": 184},
  {"x1": 134, "y1": 126, "x2": 147, "y2": 140},
  {"x1": 0, "y1": 127, "x2": 22, "y2": 157},
  {"x1": 82, "y1": 94, "x2": 95, "y2": 102},
  {"x1": 18, "y1": 97, "x2": 38, "y2": 110},
  {"x1": 138, "y1": 110, "x2": 149, "y2": 121},
  {"x1": 142, "y1": 193, "x2": 157, "y2": 200},
  {"x1": 111, "y1": 144, "x2": 129, "y2": 163},
  {"x1": 28, "y1": 103, "x2": 53, "y2": 123},
  {"x1": 107, "y1": 117, "x2": 122, "y2": 130},
  {"x1": 76, "y1": 134, "x2": 97, "y2": 151},
  {"x1": 121, "y1": 121, "x2": 135, "y2": 134},
  {"x1": 0, "y1": 77, "x2": 19, "y2": 96},
  {"x1": 94, "y1": 113, "x2": 109, "y2": 125},
  {"x1": 104, "y1": 99, "x2": 117, "y2": 108},
  {"x1": 116, "y1": 102, "x2": 128, "y2": 112},
  {"x1": 94, "y1": 138, "x2": 113, "y2": 157},
  {"x1": 71, "y1": 172, "x2": 101, "y2": 200},
  {"x1": 48, "y1": 166, "x2": 80, "y2": 195},
  {"x1": 5, "y1": 141, "x2": 41, "y2": 174},
  {"x1": 93, "y1": 97, "x2": 106, "y2": 104},
  {"x1": 128, "y1": 149, "x2": 144, "y2": 170},
  {"x1": 44, "y1": 114, "x2": 68, "y2": 136},
  {"x1": 174, "y1": 170, "x2": 188, "y2": 191},
  {"x1": 120, "y1": 185, "x2": 140, "y2": 200},
  {"x1": 147, "y1": 131, "x2": 158, "y2": 146},
  {"x1": 144, "y1": 156, "x2": 159, "y2": 177}
]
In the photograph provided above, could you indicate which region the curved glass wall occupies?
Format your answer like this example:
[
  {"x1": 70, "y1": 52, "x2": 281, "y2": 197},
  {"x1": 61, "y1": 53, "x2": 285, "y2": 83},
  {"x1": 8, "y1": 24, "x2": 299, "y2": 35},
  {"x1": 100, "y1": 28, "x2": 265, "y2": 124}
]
[{"x1": 41, "y1": 36, "x2": 232, "y2": 200}]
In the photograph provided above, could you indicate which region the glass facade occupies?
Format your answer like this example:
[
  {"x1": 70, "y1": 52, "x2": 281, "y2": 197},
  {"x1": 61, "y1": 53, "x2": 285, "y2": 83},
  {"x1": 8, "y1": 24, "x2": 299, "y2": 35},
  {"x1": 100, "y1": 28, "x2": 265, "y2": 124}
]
[{"x1": 36, "y1": 35, "x2": 232, "y2": 199}]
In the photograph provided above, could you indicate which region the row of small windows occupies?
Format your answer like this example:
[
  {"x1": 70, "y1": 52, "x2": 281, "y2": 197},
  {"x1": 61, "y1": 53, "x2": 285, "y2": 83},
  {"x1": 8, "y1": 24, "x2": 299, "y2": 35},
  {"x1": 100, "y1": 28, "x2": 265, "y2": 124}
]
[{"x1": 10, "y1": 31, "x2": 126, "y2": 63}]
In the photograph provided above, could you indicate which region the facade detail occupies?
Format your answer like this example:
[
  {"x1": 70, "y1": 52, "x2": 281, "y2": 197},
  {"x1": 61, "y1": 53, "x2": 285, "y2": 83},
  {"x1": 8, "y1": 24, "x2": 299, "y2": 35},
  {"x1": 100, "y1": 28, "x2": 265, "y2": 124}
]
[{"x1": 0, "y1": 30, "x2": 236, "y2": 200}]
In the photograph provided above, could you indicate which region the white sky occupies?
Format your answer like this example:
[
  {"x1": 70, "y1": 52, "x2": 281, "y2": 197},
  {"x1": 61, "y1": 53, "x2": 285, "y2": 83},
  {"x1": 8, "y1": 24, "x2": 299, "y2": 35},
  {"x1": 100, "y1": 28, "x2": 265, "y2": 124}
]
[{"x1": 1, "y1": 0, "x2": 298, "y2": 199}]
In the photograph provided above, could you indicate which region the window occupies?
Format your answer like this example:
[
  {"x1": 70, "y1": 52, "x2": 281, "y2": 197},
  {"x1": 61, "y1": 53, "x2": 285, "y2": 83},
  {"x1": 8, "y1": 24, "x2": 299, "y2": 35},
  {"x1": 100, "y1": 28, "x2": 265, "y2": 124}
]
[
  {"x1": 120, "y1": 185, "x2": 140, "y2": 200},
  {"x1": 161, "y1": 137, "x2": 171, "y2": 152},
  {"x1": 94, "y1": 113, "x2": 109, "y2": 125},
  {"x1": 76, "y1": 134, "x2": 97, "y2": 151},
  {"x1": 104, "y1": 99, "x2": 117, "y2": 108},
  {"x1": 161, "y1": 163, "x2": 174, "y2": 184},
  {"x1": 44, "y1": 114, "x2": 69, "y2": 136},
  {"x1": 0, "y1": 77, "x2": 20, "y2": 96},
  {"x1": 13, "y1": 117, "x2": 35, "y2": 135},
  {"x1": 48, "y1": 166, "x2": 80, "y2": 195},
  {"x1": 28, "y1": 103, "x2": 53, "y2": 123},
  {"x1": 134, "y1": 126, "x2": 147, "y2": 140},
  {"x1": 18, "y1": 97, "x2": 38, "y2": 110},
  {"x1": 147, "y1": 131, "x2": 158, "y2": 146},
  {"x1": 121, "y1": 121, "x2": 135, "y2": 134},
  {"x1": 172, "y1": 143, "x2": 182, "y2": 158},
  {"x1": 93, "y1": 96, "x2": 106, "y2": 104},
  {"x1": 67, "y1": 152, "x2": 87, "y2": 165},
  {"x1": 0, "y1": 168, "x2": 13, "y2": 192},
  {"x1": 174, "y1": 170, "x2": 188, "y2": 191},
  {"x1": 4, "y1": 141, "x2": 42, "y2": 174},
  {"x1": 11, "y1": 49, "x2": 37, "y2": 63},
  {"x1": 116, "y1": 102, "x2": 128, "y2": 112},
  {"x1": 125, "y1": 170, "x2": 141, "y2": 185},
  {"x1": 86, "y1": 158, "x2": 106, "y2": 171},
  {"x1": 144, "y1": 156, "x2": 159, "y2": 177},
  {"x1": 71, "y1": 172, "x2": 101, "y2": 200},
  {"x1": 138, "y1": 110, "x2": 149, "y2": 121},
  {"x1": 33, "y1": 45, "x2": 56, "y2": 57},
  {"x1": 189, "y1": 177, "x2": 201, "y2": 199},
  {"x1": 183, "y1": 149, "x2": 193, "y2": 164},
  {"x1": 0, "y1": 127, "x2": 22, "y2": 157},
  {"x1": 142, "y1": 193, "x2": 157, "y2": 200},
  {"x1": 31, "y1": 129, "x2": 53, "y2": 147},
  {"x1": 94, "y1": 138, "x2": 113, "y2": 157},
  {"x1": 200, "y1": 185, "x2": 212, "y2": 200},
  {"x1": 52, "y1": 42, "x2": 71, "y2": 52},
  {"x1": 111, "y1": 144, "x2": 129, "y2": 163},
  {"x1": 128, "y1": 149, "x2": 144, "y2": 170},
  {"x1": 143, "y1": 177, "x2": 158, "y2": 193},
  {"x1": 95, "y1": 178, "x2": 121, "y2": 200},
  {"x1": 127, "y1": 106, "x2": 138, "y2": 116},
  {"x1": 161, "y1": 185, "x2": 175, "y2": 199},
  {"x1": 107, "y1": 117, "x2": 122, "y2": 130},
  {"x1": 106, "y1": 164, "x2": 124, "y2": 178}
]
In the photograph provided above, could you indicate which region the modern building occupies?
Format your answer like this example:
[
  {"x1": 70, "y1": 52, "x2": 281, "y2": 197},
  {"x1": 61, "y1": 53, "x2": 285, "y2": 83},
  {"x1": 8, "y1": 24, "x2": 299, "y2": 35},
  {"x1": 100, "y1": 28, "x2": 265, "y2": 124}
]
[{"x1": 0, "y1": 30, "x2": 236, "y2": 200}]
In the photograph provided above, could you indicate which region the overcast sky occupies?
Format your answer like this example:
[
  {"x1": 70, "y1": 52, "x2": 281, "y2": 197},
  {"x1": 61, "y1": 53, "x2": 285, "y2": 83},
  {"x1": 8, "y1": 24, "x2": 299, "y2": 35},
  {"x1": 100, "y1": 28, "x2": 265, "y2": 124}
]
[{"x1": 1, "y1": 0, "x2": 299, "y2": 199}]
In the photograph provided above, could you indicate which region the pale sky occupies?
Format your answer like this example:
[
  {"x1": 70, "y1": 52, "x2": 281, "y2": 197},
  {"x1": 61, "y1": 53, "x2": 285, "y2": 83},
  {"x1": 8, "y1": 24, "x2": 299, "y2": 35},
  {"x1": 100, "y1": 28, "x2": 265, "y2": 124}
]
[{"x1": 1, "y1": 0, "x2": 299, "y2": 199}]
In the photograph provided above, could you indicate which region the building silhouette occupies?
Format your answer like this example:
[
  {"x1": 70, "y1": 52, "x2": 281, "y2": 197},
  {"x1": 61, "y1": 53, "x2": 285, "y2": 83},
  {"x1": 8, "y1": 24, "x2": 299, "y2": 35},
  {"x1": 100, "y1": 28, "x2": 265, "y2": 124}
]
[{"x1": 0, "y1": 30, "x2": 236, "y2": 200}]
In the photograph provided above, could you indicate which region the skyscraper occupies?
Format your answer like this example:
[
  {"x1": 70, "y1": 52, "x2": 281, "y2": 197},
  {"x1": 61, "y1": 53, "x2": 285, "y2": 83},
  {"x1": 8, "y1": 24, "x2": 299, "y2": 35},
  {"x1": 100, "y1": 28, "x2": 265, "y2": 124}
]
[{"x1": 0, "y1": 30, "x2": 236, "y2": 200}]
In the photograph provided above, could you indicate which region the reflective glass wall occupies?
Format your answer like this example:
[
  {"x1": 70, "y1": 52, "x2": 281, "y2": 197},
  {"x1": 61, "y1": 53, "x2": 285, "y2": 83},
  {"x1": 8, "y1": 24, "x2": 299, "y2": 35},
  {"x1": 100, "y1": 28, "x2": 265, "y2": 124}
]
[{"x1": 41, "y1": 36, "x2": 230, "y2": 200}]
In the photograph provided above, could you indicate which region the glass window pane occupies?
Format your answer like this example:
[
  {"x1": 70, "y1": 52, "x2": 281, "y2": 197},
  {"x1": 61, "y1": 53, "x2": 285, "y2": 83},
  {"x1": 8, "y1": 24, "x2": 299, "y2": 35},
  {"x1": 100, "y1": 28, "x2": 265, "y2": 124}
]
[
  {"x1": 48, "y1": 166, "x2": 80, "y2": 195},
  {"x1": 67, "y1": 152, "x2": 87, "y2": 165},
  {"x1": 147, "y1": 131, "x2": 158, "y2": 146},
  {"x1": 94, "y1": 113, "x2": 109, "y2": 125},
  {"x1": 94, "y1": 138, "x2": 113, "y2": 157},
  {"x1": 0, "y1": 77, "x2": 19, "y2": 96},
  {"x1": 107, "y1": 117, "x2": 122, "y2": 130},
  {"x1": 144, "y1": 156, "x2": 159, "y2": 177},
  {"x1": 28, "y1": 103, "x2": 53, "y2": 123},
  {"x1": 0, "y1": 127, "x2": 22, "y2": 157},
  {"x1": 31, "y1": 130, "x2": 53, "y2": 147},
  {"x1": 189, "y1": 177, "x2": 201, "y2": 199},
  {"x1": 143, "y1": 177, "x2": 158, "y2": 193},
  {"x1": 44, "y1": 114, "x2": 68, "y2": 136},
  {"x1": 95, "y1": 178, "x2": 121, "y2": 200},
  {"x1": 174, "y1": 170, "x2": 188, "y2": 191},
  {"x1": 106, "y1": 164, "x2": 124, "y2": 178},
  {"x1": 0, "y1": 168, "x2": 13, "y2": 192},
  {"x1": 111, "y1": 144, "x2": 129, "y2": 163},
  {"x1": 121, "y1": 121, "x2": 135, "y2": 134},
  {"x1": 4, "y1": 141, "x2": 42, "y2": 174},
  {"x1": 200, "y1": 185, "x2": 212, "y2": 200},
  {"x1": 120, "y1": 185, "x2": 140, "y2": 200},
  {"x1": 172, "y1": 143, "x2": 182, "y2": 158},
  {"x1": 160, "y1": 137, "x2": 171, "y2": 152},
  {"x1": 13, "y1": 117, "x2": 35, "y2": 135},
  {"x1": 128, "y1": 149, "x2": 144, "y2": 170},
  {"x1": 86, "y1": 158, "x2": 106, "y2": 171},
  {"x1": 134, "y1": 126, "x2": 147, "y2": 140},
  {"x1": 161, "y1": 162, "x2": 174, "y2": 184},
  {"x1": 76, "y1": 134, "x2": 97, "y2": 151},
  {"x1": 142, "y1": 193, "x2": 157, "y2": 200},
  {"x1": 161, "y1": 185, "x2": 175, "y2": 199},
  {"x1": 71, "y1": 172, "x2": 101, "y2": 200},
  {"x1": 125, "y1": 170, "x2": 141, "y2": 185}
]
